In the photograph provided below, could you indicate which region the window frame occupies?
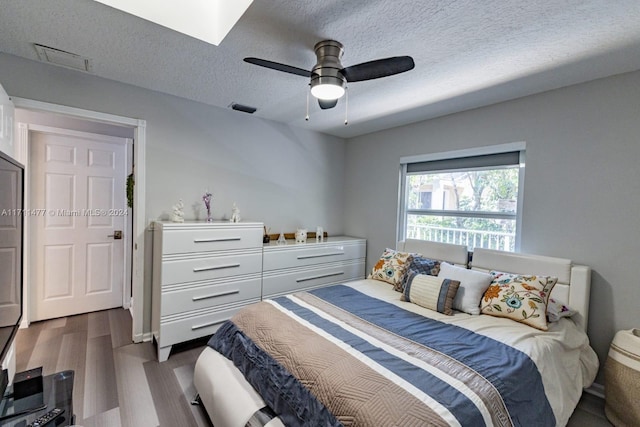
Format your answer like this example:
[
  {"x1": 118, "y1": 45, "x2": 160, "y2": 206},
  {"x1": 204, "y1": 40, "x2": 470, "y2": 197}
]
[{"x1": 397, "y1": 142, "x2": 526, "y2": 252}]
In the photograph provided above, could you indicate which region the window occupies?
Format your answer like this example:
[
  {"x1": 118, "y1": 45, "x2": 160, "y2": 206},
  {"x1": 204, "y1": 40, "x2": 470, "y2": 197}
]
[
  {"x1": 398, "y1": 143, "x2": 525, "y2": 252},
  {"x1": 419, "y1": 191, "x2": 432, "y2": 209}
]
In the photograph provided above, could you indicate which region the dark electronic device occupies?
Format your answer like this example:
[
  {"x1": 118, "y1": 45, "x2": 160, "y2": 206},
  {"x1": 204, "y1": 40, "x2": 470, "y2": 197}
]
[
  {"x1": 0, "y1": 151, "x2": 25, "y2": 400},
  {"x1": 0, "y1": 369, "x2": 7, "y2": 399},
  {"x1": 26, "y1": 407, "x2": 64, "y2": 427},
  {"x1": 13, "y1": 367, "x2": 43, "y2": 400}
]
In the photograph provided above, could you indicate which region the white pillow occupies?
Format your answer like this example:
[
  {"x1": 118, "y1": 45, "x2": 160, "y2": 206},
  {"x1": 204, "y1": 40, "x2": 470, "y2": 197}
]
[{"x1": 437, "y1": 262, "x2": 493, "y2": 315}]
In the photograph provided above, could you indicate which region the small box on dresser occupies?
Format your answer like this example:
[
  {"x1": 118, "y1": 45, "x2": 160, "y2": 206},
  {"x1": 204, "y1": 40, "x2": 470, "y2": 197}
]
[
  {"x1": 152, "y1": 221, "x2": 263, "y2": 361},
  {"x1": 262, "y1": 236, "x2": 366, "y2": 299}
]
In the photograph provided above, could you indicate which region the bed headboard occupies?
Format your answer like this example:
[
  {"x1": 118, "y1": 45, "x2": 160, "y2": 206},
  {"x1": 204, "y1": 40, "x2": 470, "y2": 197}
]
[
  {"x1": 471, "y1": 248, "x2": 591, "y2": 332},
  {"x1": 397, "y1": 239, "x2": 468, "y2": 266}
]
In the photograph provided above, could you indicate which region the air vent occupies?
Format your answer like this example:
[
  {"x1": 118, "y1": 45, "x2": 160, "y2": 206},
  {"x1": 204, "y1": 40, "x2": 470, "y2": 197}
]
[
  {"x1": 230, "y1": 103, "x2": 257, "y2": 114},
  {"x1": 34, "y1": 44, "x2": 92, "y2": 72}
]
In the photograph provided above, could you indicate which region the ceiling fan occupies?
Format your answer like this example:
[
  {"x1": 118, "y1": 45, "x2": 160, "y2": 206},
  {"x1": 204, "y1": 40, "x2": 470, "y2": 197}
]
[{"x1": 244, "y1": 40, "x2": 415, "y2": 110}]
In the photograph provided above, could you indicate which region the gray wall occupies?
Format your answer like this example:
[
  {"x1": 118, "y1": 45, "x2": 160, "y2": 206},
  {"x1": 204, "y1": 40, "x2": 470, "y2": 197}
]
[
  {"x1": 3, "y1": 50, "x2": 637, "y2": 384},
  {"x1": 0, "y1": 53, "x2": 346, "y2": 334},
  {"x1": 344, "y1": 69, "x2": 640, "y2": 383}
]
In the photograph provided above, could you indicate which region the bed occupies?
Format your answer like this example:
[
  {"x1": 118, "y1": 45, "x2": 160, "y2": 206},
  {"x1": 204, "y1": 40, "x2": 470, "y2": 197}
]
[{"x1": 193, "y1": 239, "x2": 598, "y2": 427}]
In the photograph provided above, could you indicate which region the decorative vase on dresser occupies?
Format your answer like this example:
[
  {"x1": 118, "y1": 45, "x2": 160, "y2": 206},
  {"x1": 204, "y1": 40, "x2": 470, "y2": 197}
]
[
  {"x1": 152, "y1": 221, "x2": 263, "y2": 361},
  {"x1": 262, "y1": 236, "x2": 366, "y2": 299}
]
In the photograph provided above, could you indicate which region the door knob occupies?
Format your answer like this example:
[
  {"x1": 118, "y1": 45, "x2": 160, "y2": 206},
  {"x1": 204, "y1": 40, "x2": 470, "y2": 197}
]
[{"x1": 108, "y1": 230, "x2": 123, "y2": 239}]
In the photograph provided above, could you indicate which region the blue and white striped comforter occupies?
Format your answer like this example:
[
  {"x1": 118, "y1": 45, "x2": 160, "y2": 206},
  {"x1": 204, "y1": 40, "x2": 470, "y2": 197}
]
[{"x1": 210, "y1": 283, "x2": 578, "y2": 426}]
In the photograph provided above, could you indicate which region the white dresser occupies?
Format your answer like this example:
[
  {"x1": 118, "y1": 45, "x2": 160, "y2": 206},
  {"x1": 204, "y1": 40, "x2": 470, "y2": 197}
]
[
  {"x1": 262, "y1": 236, "x2": 366, "y2": 299},
  {"x1": 152, "y1": 221, "x2": 263, "y2": 361}
]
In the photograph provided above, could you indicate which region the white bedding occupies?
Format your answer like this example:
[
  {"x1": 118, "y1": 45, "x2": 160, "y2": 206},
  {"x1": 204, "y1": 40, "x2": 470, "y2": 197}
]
[
  {"x1": 195, "y1": 278, "x2": 599, "y2": 427},
  {"x1": 347, "y1": 279, "x2": 599, "y2": 426}
]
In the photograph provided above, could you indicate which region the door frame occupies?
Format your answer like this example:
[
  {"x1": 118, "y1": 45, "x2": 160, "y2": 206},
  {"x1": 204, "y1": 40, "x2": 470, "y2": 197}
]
[
  {"x1": 27, "y1": 124, "x2": 132, "y2": 320},
  {"x1": 12, "y1": 97, "x2": 147, "y2": 343}
]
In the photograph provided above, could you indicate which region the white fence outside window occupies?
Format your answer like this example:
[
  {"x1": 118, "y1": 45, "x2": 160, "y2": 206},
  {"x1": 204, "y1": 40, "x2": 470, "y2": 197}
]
[{"x1": 406, "y1": 223, "x2": 515, "y2": 252}]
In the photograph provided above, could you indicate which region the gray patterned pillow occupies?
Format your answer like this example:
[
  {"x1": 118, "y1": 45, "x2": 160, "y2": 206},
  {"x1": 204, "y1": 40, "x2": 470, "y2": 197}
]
[{"x1": 399, "y1": 256, "x2": 441, "y2": 292}]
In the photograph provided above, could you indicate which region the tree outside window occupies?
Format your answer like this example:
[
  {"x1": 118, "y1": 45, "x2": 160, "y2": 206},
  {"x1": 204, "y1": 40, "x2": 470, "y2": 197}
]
[{"x1": 405, "y1": 167, "x2": 519, "y2": 251}]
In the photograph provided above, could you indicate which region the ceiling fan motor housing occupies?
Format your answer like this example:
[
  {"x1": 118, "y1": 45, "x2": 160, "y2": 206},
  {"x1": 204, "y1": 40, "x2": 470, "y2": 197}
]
[{"x1": 310, "y1": 40, "x2": 346, "y2": 99}]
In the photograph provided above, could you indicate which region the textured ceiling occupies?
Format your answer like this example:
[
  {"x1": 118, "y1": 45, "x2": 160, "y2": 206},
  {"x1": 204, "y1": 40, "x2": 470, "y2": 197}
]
[{"x1": 1, "y1": 0, "x2": 639, "y2": 138}]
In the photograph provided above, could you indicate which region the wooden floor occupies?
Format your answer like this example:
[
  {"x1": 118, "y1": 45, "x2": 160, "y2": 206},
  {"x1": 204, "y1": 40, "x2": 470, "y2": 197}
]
[
  {"x1": 15, "y1": 308, "x2": 612, "y2": 427},
  {"x1": 15, "y1": 308, "x2": 212, "y2": 427}
]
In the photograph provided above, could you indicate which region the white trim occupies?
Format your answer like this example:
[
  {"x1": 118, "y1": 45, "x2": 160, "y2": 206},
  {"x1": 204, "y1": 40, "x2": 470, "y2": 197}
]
[
  {"x1": 515, "y1": 150, "x2": 526, "y2": 251},
  {"x1": 399, "y1": 141, "x2": 526, "y2": 165},
  {"x1": 12, "y1": 98, "x2": 146, "y2": 343},
  {"x1": 124, "y1": 138, "x2": 133, "y2": 310},
  {"x1": 132, "y1": 122, "x2": 146, "y2": 342},
  {"x1": 11, "y1": 97, "x2": 140, "y2": 127},
  {"x1": 20, "y1": 123, "x2": 129, "y2": 144},
  {"x1": 15, "y1": 123, "x2": 30, "y2": 329},
  {"x1": 396, "y1": 163, "x2": 408, "y2": 243}
]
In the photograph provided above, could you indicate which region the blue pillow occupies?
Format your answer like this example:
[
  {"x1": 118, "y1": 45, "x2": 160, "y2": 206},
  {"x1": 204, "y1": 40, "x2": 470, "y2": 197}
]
[{"x1": 399, "y1": 256, "x2": 440, "y2": 291}]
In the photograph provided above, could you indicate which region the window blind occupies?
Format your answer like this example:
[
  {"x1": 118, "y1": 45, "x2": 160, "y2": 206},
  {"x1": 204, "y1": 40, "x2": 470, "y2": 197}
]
[{"x1": 406, "y1": 151, "x2": 521, "y2": 174}]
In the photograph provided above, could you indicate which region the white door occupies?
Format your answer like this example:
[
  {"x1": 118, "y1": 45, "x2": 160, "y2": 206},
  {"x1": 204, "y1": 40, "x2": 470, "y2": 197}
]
[{"x1": 30, "y1": 127, "x2": 128, "y2": 321}]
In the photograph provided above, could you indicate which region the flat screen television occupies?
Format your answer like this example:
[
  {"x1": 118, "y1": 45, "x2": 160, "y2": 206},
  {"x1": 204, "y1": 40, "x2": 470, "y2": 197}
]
[{"x1": 0, "y1": 149, "x2": 23, "y2": 370}]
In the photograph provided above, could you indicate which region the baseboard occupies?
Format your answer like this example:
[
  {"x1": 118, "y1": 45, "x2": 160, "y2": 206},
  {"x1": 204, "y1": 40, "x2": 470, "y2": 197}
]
[
  {"x1": 585, "y1": 382, "x2": 605, "y2": 399},
  {"x1": 133, "y1": 331, "x2": 153, "y2": 343}
]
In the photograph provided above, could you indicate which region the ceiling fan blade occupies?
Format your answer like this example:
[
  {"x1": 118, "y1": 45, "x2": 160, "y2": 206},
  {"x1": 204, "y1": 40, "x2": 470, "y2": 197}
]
[
  {"x1": 244, "y1": 57, "x2": 311, "y2": 77},
  {"x1": 340, "y1": 56, "x2": 415, "y2": 82},
  {"x1": 318, "y1": 98, "x2": 338, "y2": 109}
]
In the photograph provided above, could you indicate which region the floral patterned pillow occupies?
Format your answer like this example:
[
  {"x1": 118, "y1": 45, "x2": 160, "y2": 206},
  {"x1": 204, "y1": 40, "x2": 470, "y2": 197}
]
[
  {"x1": 480, "y1": 272, "x2": 558, "y2": 331},
  {"x1": 368, "y1": 248, "x2": 413, "y2": 290}
]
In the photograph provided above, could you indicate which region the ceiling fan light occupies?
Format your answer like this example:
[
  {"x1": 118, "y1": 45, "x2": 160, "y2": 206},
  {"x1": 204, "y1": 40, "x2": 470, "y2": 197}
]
[{"x1": 311, "y1": 83, "x2": 345, "y2": 100}]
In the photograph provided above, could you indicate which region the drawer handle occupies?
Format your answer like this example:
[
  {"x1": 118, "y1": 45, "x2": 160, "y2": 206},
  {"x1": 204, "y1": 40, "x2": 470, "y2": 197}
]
[
  {"x1": 194, "y1": 237, "x2": 241, "y2": 243},
  {"x1": 192, "y1": 289, "x2": 240, "y2": 301},
  {"x1": 193, "y1": 263, "x2": 240, "y2": 272},
  {"x1": 296, "y1": 271, "x2": 344, "y2": 283},
  {"x1": 297, "y1": 252, "x2": 344, "y2": 260},
  {"x1": 191, "y1": 320, "x2": 225, "y2": 331}
]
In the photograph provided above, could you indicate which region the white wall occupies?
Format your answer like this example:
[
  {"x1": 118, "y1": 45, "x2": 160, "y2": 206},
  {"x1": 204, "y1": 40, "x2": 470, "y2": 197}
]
[
  {"x1": 344, "y1": 69, "x2": 640, "y2": 382},
  {"x1": 0, "y1": 83, "x2": 14, "y2": 156},
  {"x1": 0, "y1": 53, "x2": 347, "y2": 335}
]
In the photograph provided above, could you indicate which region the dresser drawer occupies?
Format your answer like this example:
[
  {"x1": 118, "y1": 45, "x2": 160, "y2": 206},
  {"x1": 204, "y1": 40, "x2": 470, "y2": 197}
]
[
  {"x1": 159, "y1": 305, "x2": 247, "y2": 348},
  {"x1": 161, "y1": 226, "x2": 262, "y2": 255},
  {"x1": 262, "y1": 260, "x2": 365, "y2": 299},
  {"x1": 263, "y1": 241, "x2": 365, "y2": 271},
  {"x1": 161, "y1": 276, "x2": 261, "y2": 316},
  {"x1": 161, "y1": 251, "x2": 262, "y2": 285}
]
